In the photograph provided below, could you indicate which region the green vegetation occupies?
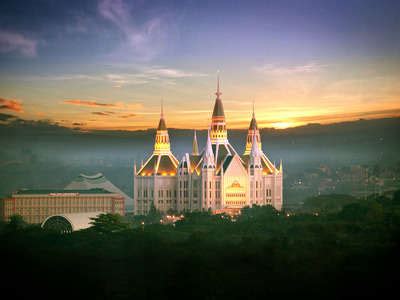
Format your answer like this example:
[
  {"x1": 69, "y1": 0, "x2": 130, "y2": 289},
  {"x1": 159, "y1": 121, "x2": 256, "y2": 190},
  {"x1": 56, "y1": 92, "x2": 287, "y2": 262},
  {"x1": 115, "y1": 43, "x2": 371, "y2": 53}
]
[{"x1": 1, "y1": 191, "x2": 400, "y2": 299}]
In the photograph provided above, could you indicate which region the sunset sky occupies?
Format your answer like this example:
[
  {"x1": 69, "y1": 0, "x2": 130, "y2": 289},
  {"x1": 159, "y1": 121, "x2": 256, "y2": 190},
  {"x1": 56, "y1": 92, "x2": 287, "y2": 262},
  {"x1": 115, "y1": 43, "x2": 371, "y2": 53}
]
[{"x1": 0, "y1": 0, "x2": 399, "y2": 130}]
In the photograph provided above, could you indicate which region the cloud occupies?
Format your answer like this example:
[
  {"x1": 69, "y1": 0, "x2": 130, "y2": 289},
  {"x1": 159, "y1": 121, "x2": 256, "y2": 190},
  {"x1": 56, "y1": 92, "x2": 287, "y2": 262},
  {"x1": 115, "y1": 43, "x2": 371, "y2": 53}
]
[
  {"x1": 92, "y1": 111, "x2": 115, "y2": 116},
  {"x1": 0, "y1": 113, "x2": 18, "y2": 121},
  {"x1": 0, "y1": 30, "x2": 37, "y2": 57},
  {"x1": 72, "y1": 122, "x2": 86, "y2": 126},
  {"x1": 0, "y1": 97, "x2": 23, "y2": 112},
  {"x1": 255, "y1": 62, "x2": 324, "y2": 76},
  {"x1": 98, "y1": 0, "x2": 170, "y2": 61},
  {"x1": 64, "y1": 99, "x2": 117, "y2": 107},
  {"x1": 291, "y1": 108, "x2": 400, "y2": 124},
  {"x1": 119, "y1": 113, "x2": 136, "y2": 118},
  {"x1": 19, "y1": 65, "x2": 206, "y2": 88},
  {"x1": 144, "y1": 67, "x2": 207, "y2": 78}
]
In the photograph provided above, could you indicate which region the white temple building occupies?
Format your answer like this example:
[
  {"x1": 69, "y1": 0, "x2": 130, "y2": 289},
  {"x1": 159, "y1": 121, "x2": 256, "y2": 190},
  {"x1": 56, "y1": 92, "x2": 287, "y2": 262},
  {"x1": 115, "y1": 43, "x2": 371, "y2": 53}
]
[{"x1": 133, "y1": 79, "x2": 283, "y2": 215}]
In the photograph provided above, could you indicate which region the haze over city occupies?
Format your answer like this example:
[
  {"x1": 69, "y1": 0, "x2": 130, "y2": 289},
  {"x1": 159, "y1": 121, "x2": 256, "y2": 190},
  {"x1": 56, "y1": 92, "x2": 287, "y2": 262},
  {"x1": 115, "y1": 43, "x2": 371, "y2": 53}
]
[{"x1": 1, "y1": 0, "x2": 399, "y2": 130}]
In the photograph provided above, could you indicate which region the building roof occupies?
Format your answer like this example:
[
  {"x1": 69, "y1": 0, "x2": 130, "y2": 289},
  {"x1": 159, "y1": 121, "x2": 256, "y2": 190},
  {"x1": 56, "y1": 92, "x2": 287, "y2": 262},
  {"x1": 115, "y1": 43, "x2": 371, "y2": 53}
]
[
  {"x1": 14, "y1": 188, "x2": 114, "y2": 195},
  {"x1": 65, "y1": 172, "x2": 133, "y2": 209},
  {"x1": 241, "y1": 153, "x2": 277, "y2": 174},
  {"x1": 137, "y1": 153, "x2": 178, "y2": 176}
]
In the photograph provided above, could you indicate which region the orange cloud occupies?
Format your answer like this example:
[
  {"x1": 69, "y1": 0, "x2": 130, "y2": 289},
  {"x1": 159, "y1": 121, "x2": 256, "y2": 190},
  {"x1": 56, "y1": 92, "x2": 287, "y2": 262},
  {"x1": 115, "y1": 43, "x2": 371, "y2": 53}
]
[
  {"x1": 119, "y1": 113, "x2": 136, "y2": 118},
  {"x1": 0, "y1": 97, "x2": 23, "y2": 112},
  {"x1": 92, "y1": 111, "x2": 115, "y2": 116},
  {"x1": 64, "y1": 99, "x2": 116, "y2": 107}
]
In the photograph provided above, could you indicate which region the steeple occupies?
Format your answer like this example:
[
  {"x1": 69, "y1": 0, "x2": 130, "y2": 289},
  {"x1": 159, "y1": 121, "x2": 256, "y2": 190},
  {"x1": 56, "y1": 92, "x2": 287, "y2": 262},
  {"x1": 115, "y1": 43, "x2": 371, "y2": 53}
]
[
  {"x1": 154, "y1": 101, "x2": 170, "y2": 154},
  {"x1": 203, "y1": 130, "x2": 215, "y2": 168},
  {"x1": 215, "y1": 75, "x2": 222, "y2": 99},
  {"x1": 192, "y1": 130, "x2": 199, "y2": 155},
  {"x1": 249, "y1": 100, "x2": 258, "y2": 130},
  {"x1": 157, "y1": 100, "x2": 167, "y2": 130},
  {"x1": 210, "y1": 75, "x2": 228, "y2": 143},
  {"x1": 244, "y1": 101, "x2": 262, "y2": 155}
]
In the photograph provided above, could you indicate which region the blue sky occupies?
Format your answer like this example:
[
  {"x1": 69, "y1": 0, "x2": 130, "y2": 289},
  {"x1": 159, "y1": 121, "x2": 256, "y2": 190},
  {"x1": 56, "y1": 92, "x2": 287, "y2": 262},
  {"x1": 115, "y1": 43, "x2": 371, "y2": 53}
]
[{"x1": 0, "y1": 0, "x2": 399, "y2": 129}]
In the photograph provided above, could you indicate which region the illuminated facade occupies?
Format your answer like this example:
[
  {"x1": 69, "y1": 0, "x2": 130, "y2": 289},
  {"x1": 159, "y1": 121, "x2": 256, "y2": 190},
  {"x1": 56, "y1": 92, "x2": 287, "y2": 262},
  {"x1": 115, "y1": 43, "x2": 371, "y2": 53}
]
[
  {"x1": 133, "y1": 79, "x2": 283, "y2": 215},
  {"x1": 0, "y1": 188, "x2": 124, "y2": 224}
]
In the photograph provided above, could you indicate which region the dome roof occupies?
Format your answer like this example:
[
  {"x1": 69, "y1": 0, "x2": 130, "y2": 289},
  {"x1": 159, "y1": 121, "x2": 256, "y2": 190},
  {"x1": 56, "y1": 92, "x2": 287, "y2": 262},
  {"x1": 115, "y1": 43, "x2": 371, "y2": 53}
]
[
  {"x1": 157, "y1": 117, "x2": 167, "y2": 130},
  {"x1": 249, "y1": 116, "x2": 258, "y2": 130},
  {"x1": 212, "y1": 98, "x2": 225, "y2": 118}
]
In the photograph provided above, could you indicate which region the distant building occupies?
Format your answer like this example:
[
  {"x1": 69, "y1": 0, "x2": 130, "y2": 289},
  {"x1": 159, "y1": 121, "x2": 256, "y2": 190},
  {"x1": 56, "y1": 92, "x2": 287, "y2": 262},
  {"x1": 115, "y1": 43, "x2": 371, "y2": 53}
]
[
  {"x1": 41, "y1": 212, "x2": 103, "y2": 233},
  {"x1": 65, "y1": 173, "x2": 133, "y2": 211},
  {"x1": 0, "y1": 188, "x2": 124, "y2": 224},
  {"x1": 134, "y1": 78, "x2": 283, "y2": 215}
]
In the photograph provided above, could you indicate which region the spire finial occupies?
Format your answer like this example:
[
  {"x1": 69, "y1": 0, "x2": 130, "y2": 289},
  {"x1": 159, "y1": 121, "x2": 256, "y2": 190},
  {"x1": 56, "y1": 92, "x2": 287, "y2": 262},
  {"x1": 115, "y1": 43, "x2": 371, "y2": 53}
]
[
  {"x1": 252, "y1": 99, "x2": 255, "y2": 118},
  {"x1": 161, "y1": 99, "x2": 164, "y2": 118},
  {"x1": 215, "y1": 71, "x2": 222, "y2": 98}
]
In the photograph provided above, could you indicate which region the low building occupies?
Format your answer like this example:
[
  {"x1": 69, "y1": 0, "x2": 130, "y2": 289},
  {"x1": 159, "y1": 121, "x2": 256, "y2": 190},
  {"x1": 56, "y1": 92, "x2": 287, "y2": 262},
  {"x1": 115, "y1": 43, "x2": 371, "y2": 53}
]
[
  {"x1": 0, "y1": 188, "x2": 124, "y2": 224},
  {"x1": 41, "y1": 212, "x2": 103, "y2": 233}
]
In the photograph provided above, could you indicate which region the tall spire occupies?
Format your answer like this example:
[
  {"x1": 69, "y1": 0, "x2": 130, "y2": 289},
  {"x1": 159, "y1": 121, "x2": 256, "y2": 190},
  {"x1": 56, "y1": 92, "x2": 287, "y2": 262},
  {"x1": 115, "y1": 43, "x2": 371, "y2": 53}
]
[
  {"x1": 154, "y1": 101, "x2": 170, "y2": 153},
  {"x1": 252, "y1": 99, "x2": 255, "y2": 119},
  {"x1": 192, "y1": 130, "x2": 199, "y2": 155},
  {"x1": 215, "y1": 73, "x2": 222, "y2": 99},
  {"x1": 157, "y1": 100, "x2": 167, "y2": 130},
  {"x1": 210, "y1": 74, "x2": 228, "y2": 143}
]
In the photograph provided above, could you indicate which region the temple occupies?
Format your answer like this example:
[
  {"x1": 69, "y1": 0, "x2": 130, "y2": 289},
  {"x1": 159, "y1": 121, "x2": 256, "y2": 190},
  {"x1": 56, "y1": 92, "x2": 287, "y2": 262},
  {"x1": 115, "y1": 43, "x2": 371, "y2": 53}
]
[{"x1": 133, "y1": 78, "x2": 283, "y2": 215}]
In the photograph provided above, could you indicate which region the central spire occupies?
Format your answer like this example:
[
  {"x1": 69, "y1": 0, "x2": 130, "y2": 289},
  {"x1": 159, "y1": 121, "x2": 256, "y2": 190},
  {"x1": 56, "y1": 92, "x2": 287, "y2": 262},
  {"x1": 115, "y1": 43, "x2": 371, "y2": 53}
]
[
  {"x1": 210, "y1": 75, "x2": 227, "y2": 143},
  {"x1": 154, "y1": 101, "x2": 170, "y2": 154}
]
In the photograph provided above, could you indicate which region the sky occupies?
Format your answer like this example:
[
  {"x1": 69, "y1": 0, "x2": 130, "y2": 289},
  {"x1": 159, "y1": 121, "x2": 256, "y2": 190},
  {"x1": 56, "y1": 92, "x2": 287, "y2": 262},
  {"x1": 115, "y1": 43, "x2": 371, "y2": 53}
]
[{"x1": 0, "y1": 0, "x2": 399, "y2": 130}]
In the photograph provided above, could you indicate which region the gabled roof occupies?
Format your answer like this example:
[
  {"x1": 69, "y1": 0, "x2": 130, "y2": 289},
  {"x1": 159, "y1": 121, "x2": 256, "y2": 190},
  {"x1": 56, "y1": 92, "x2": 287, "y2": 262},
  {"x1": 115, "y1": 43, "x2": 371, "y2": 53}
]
[
  {"x1": 137, "y1": 153, "x2": 178, "y2": 176},
  {"x1": 241, "y1": 153, "x2": 277, "y2": 174}
]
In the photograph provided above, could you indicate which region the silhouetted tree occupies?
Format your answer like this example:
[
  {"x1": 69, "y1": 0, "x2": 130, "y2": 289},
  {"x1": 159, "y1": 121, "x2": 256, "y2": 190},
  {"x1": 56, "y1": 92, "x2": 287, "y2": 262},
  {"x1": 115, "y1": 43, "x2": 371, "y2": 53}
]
[
  {"x1": 6, "y1": 214, "x2": 26, "y2": 231},
  {"x1": 90, "y1": 213, "x2": 129, "y2": 233}
]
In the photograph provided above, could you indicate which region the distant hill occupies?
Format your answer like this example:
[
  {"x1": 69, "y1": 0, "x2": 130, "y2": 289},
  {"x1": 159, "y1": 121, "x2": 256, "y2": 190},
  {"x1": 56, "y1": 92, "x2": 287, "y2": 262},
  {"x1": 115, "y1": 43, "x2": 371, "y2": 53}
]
[{"x1": 0, "y1": 116, "x2": 399, "y2": 199}]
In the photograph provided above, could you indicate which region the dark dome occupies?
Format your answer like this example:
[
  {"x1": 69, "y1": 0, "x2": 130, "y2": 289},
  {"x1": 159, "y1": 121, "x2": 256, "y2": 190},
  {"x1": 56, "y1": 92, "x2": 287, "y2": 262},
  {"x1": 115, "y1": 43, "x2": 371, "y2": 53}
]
[
  {"x1": 249, "y1": 116, "x2": 258, "y2": 130},
  {"x1": 212, "y1": 98, "x2": 225, "y2": 118},
  {"x1": 157, "y1": 117, "x2": 167, "y2": 130}
]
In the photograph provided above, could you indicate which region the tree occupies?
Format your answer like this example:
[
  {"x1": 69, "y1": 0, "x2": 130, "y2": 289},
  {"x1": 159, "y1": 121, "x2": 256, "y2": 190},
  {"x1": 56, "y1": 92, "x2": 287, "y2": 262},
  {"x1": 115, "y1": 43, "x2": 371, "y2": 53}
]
[
  {"x1": 90, "y1": 213, "x2": 129, "y2": 234},
  {"x1": 7, "y1": 214, "x2": 26, "y2": 231},
  {"x1": 146, "y1": 202, "x2": 162, "y2": 224}
]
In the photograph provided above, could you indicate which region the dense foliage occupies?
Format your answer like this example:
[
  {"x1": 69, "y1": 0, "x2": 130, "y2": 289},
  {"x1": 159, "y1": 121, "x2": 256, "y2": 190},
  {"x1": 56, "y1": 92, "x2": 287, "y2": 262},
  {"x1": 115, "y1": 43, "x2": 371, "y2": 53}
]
[{"x1": 1, "y1": 191, "x2": 400, "y2": 299}]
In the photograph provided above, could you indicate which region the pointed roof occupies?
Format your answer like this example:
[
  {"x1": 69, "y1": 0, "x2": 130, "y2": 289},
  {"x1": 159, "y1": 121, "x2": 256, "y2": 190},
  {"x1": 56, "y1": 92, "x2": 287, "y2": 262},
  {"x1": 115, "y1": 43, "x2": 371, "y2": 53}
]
[
  {"x1": 212, "y1": 76, "x2": 225, "y2": 118},
  {"x1": 157, "y1": 102, "x2": 167, "y2": 130},
  {"x1": 192, "y1": 130, "x2": 199, "y2": 155},
  {"x1": 249, "y1": 101, "x2": 258, "y2": 130}
]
